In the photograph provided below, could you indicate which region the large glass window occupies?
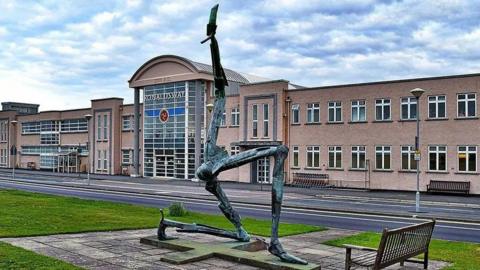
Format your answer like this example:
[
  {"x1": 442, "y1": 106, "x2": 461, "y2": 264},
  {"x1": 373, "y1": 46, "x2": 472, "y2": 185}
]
[
  {"x1": 292, "y1": 146, "x2": 299, "y2": 167},
  {"x1": 351, "y1": 100, "x2": 366, "y2": 122},
  {"x1": 61, "y1": 119, "x2": 88, "y2": 133},
  {"x1": 291, "y1": 104, "x2": 300, "y2": 124},
  {"x1": 428, "y1": 95, "x2": 446, "y2": 119},
  {"x1": 328, "y1": 101, "x2": 342, "y2": 122},
  {"x1": 401, "y1": 145, "x2": 417, "y2": 171},
  {"x1": 306, "y1": 146, "x2": 320, "y2": 168},
  {"x1": 40, "y1": 133, "x2": 59, "y2": 145},
  {"x1": 103, "y1": 150, "x2": 108, "y2": 171},
  {"x1": 263, "y1": 104, "x2": 269, "y2": 137},
  {"x1": 97, "y1": 115, "x2": 102, "y2": 140},
  {"x1": 231, "y1": 107, "x2": 239, "y2": 126},
  {"x1": 122, "y1": 149, "x2": 132, "y2": 165},
  {"x1": 375, "y1": 99, "x2": 391, "y2": 121},
  {"x1": 401, "y1": 97, "x2": 417, "y2": 120},
  {"x1": 0, "y1": 149, "x2": 7, "y2": 167},
  {"x1": 351, "y1": 146, "x2": 366, "y2": 169},
  {"x1": 22, "y1": 121, "x2": 41, "y2": 134},
  {"x1": 458, "y1": 146, "x2": 476, "y2": 172},
  {"x1": 252, "y1": 104, "x2": 258, "y2": 137},
  {"x1": 429, "y1": 145, "x2": 447, "y2": 171},
  {"x1": 375, "y1": 146, "x2": 391, "y2": 170},
  {"x1": 457, "y1": 93, "x2": 476, "y2": 118},
  {"x1": 307, "y1": 103, "x2": 320, "y2": 123},
  {"x1": 0, "y1": 120, "x2": 7, "y2": 142},
  {"x1": 97, "y1": 150, "x2": 102, "y2": 170},
  {"x1": 328, "y1": 146, "x2": 342, "y2": 169},
  {"x1": 122, "y1": 116, "x2": 132, "y2": 131},
  {"x1": 103, "y1": 115, "x2": 108, "y2": 140}
]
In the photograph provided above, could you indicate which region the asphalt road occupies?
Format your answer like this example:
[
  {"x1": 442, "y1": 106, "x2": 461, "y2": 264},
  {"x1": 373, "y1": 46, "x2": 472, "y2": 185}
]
[{"x1": 1, "y1": 179, "x2": 479, "y2": 243}]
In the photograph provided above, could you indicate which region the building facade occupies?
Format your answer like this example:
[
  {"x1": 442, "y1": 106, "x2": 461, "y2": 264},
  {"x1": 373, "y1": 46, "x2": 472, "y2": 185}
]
[{"x1": 1, "y1": 54, "x2": 480, "y2": 194}]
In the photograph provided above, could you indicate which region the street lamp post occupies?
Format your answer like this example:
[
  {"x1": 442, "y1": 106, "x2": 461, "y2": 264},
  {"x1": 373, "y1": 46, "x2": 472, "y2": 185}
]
[
  {"x1": 410, "y1": 88, "x2": 425, "y2": 213},
  {"x1": 84, "y1": 114, "x2": 93, "y2": 185},
  {"x1": 10, "y1": 120, "x2": 18, "y2": 179}
]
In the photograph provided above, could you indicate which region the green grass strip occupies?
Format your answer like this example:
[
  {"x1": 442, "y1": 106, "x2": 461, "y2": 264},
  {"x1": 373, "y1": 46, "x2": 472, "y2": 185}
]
[{"x1": 325, "y1": 232, "x2": 480, "y2": 270}]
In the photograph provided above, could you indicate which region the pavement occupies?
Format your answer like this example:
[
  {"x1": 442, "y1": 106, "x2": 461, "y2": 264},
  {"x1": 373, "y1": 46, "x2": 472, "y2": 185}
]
[
  {"x1": 1, "y1": 168, "x2": 479, "y2": 223},
  {"x1": 0, "y1": 228, "x2": 449, "y2": 270}
]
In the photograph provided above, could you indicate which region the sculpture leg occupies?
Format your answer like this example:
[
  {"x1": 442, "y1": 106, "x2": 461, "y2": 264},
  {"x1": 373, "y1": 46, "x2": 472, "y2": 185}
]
[
  {"x1": 268, "y1": 145, "x2": 308, "y2": 265},
  {"x1": 205, "y1": 178, "x2": 250, "y2": 242}
]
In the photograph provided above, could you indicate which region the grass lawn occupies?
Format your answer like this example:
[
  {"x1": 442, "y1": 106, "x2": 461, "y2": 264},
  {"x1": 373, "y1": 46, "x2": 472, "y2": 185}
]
[
  {"x1": 325, "y1": 232, "x2": 480, "y2": 270},
  {"x1": 0, "y1": 189, "x2": 324, "y2": 269}
]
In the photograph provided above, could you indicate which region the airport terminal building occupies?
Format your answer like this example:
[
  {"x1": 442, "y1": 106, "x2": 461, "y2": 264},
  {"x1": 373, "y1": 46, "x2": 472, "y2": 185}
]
[{"x1": 1, "y1": 54, "x2": 480, "y2": 194}]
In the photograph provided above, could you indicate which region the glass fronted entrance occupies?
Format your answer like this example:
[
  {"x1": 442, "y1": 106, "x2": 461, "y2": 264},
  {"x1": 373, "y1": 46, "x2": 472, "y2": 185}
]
[
  {"x1": 257, "y1": 157, "x2": 272, "y2": 184},
  {"x1": 154, "y1": 153, "x2": 174, "y2": 178}
]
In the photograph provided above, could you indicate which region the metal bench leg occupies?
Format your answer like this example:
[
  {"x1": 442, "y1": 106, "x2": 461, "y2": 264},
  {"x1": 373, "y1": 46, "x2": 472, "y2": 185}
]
[
  {"x1": 424, "y1": 250, "x2": 429, "y2": 269},
  {"x1": 345, "y1": 247, "x2": 351, "y2": 270}
]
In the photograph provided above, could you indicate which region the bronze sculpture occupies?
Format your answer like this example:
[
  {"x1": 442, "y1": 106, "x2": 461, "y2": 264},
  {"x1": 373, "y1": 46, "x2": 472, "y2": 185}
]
[{"x1": 157, "y1": 4, "x2": 307, "y2": 265}]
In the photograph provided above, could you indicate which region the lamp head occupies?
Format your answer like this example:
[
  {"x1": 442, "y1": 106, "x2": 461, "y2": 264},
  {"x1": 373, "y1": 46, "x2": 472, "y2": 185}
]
[
  {"x1": 410, "y1": 88, "x2": 425, "y2": 99},
  {"x1": 206, "y1": 103, "x2": 214, "y2": 113},
  {"x1": 84, "y1": 114, "x2": 93, "y2": 121},
  {"x1": 10, "y1": 120, "x2": 18, "y2": 125}
]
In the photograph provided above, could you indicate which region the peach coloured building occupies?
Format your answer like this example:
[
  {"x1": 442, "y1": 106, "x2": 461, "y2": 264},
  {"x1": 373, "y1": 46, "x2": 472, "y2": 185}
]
[{"x1": 1, "y1": 55, "x2": 480, "y2": 194}]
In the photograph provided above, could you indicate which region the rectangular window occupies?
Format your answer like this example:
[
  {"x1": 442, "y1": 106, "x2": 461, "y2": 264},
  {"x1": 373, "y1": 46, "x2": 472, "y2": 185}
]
[
  {"x1": 97, "y1": 150, "x2": 102, "y2": 170},
  {"x1": 307, "y1": 103, "x2": 320, "y2": 123},
  {"x1": 457, "y1": 93, "x2": 476, "y2": 118},
  {"x1": 306, "y1": 146, "x2": 320, "y2": 168},
  {"x1": 231, "y1": 107, "x2": 240, "y2": 126},
  {"x1": 351, "y1": 100, "x2": 366, "y2": 122},
  {"x1": 220, "y1": 111, "x2": 226, "y2": 127},
  {"x1": 263, "y1": 104, "x2": 269, "y2": 137},
  {"x1": 21, "y1": 121, "x2": 41, "y2": 134},
  {"x1": 328, "y1": 146, "x2": 342, "y2": 169},
  {"x1": 122, "y1": 149, "x2": 132, "y2": 165},
  {"x1": 351, "y1": 146, "x2": 366, "y2": 169},
  {"x1": 328, "y1": 101, "x2": 342, "y2": 122},
  {"x1": 122, "y1": 116, "x2": 131, "y2": 131},
  {"x1": 401, "y1": 145, "x2": 417, "y2": 170},
  {"x1": 292, "y1": 146, "x2": 299, "y2": 167},
  {"x1": 61, "y1": 119, "x2": 88, "y2": 133},
  {"x1": 400, "y1": 97, "x2": 417, "y2": 120},
  {"x1": 429, "y1": 145, "x2": 447, "y2": 171},
  {"x1": 0, "y1": 149, "x2": 7, "y2": 167},
  {"x1": 375, "y1": 99, "x2": 391, "y2": 121},
  {"x1": 0, "y1": 120, "x2": 7, "y2": 142},
  {"x1": 103, "y1": 150, "x2": 108, "y2": 171},
  {"x1": 458, "y1": 146, "x2": 476, "y2": 172},
  {"x1": 40, "y1": 133, "x2": 59, "y2": 145},
  {"x1": 375, "y1": 146, "x2": 391, "y2": 170},
  {"x1": 252, "y1": 104, "x2": 258, "y2": 137},
  {"x1": 428, "y1": 95, "x2": 446, "y2": 119},
  {"x1": 103, "y1": 115, "x2": 108, "y2": 140},
  {"x1": 230, "y1": 146, "x2": 240, "y2": 156},
  {"x1": 291, "y1": 104, "x2": 300, "y2": 124},
  {"x1": 97, "y1": 115, "x2": 102, "y2": 140}
]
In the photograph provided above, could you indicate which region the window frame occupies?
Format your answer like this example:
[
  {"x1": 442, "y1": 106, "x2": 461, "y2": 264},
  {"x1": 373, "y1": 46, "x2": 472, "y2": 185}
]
[
  {"x1": 306, "y1": 103, "x2": 320, "y2": 123},
  {"x1": 351, "y1": 145, "x2": 366, "y2": 169},
  {"x1": 291, "y1": 104, "x2": 300, "y2": 124},
  {"x1": 375, "y1": 98, "x2": 391, "y2": 121},
  {"x1": 457, "y1": 93, "x2": 477, "y2": 118},
  {"x1": 428, "y1": 145, "x2": 448, "y2": 172},
  {"x1": 401, "y1": 145, "x2": 417, "y2": 171},
  {"x1": 428, "y1": 95, "x2": 447, "y2": 119},
  {"x1": 351, "y1": 100, "x2": 366, "y2": 122},
  {"x1": 328, "y1": 146, "x2": 342, "y2": 169},
  {"x1": 458, "y1": 145, "x2": 477, "y2": 173},
  {"x1": 328, "y1": 101, "x2": 342, "y2": 123},
  {"x1": 306, "y1": 146, "x2": 320, "y2": 168},
  {"x1": 400, "y1": 97, "x2": 417, "y2": 120},
  {"x1": 252, "y1": 104, "x2": 258, "y2": 138},
  {"x1": 231, "y1": 106, "x2": 240, "y2": 127},
  {"x1": 375, "y1": 145, "x2": 392, "y2": 170},
  {"x1": 263, "y1": 103, "x2": 269, "y2": 137}
]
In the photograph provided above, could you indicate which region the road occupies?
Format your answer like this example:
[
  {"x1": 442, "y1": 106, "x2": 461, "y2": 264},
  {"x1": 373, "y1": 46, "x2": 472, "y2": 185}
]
[{"x1": 0, "y1": 178, "x2": 479, "y2": 243}]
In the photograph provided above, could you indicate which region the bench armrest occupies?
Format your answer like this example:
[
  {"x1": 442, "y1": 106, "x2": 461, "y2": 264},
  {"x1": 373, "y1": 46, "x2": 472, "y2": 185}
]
[{"x1": 343, "y1": 244, "x2": 378, "y2": 252}]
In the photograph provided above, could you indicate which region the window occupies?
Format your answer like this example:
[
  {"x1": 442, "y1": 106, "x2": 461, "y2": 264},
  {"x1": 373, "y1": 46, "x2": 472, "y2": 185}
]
[
  {"x1": 0, "y1": 120, "x2": 7, "y2": 142},
  {"x1": 257, "y1": 157, "x2": 271, "y2": 184},
  {"x1": 328, "y1": 101, "x2": 342, "y2": 122},
  {"x1": 40, "y1": 121, "x2": 59, "y2": 132},
  {"x1": 375, "y1": 146, "x2": 391, "y2": 170},
  {"x1": 122, "y1": 149, "x2": 132, "y2": 165},
  {"x1": 231, "y1": 107, "x2": 240, "y2": 126},
  {"x1": 22, "y1": 121, "x2": 41, "y2": 134},
  {"x1": 428, "y1": 95, "x2": 446, "y2": 119},
  {"x1": 97, "y1": 150, "x2": 102, "y2": 170},
  {"x1": 291, "y1": 104, "x2": 300, "y2": 124},
  {"x1": 429, "y1": 145, "x2": 447, "y2": 171},
  {"x1": 263, "y1": 104, "x2": 269, "y2": 137},
  {"x1": 292, "y1": 146, "x2": 299, "y2": 167},
  {"x1": 307, "y1": 103, "x2": 320, "y2": 123},
  {"x1": 252, "y1": 104, "x2": 258, "y2": 137},
  {"x1": 103, "y1": 115, "x2": 108, "y2": 140},
  {"x1": 458, "y1": 146, "x2": 476, "y2": 172},
  {"x1": 40, "y1": 133, "x2": 59, "y2": 145},
  {"x1": 97, "y1": 115, "x2": 101, "y2": 140},
  {"x1": 0, "y1": 149, "x2": 7, "y2": 167},
  {"x1": 351, "y1": 100, "x2": 366, "y2": 122},
  {"x1": 306, "y1": 146, "x2": 320, "y2": 168},
  {"x1": 351, "y1": 146, "x2": 366, "y2": 169},
  {"x1": 230, "y1": 146, "x2": 240, "y2": 156},
  {"x1": 401, "y1": 97, "x2": 417, "y2": 120},
  {"x1": 220, "y1": 111, "x2": 226, "y2": 127},
  {"x1": 401, "y1": 146, "x2": 417, "y2": 171},
  {"x1": 328, "y1": 146, "x2": 342, "y2": 169},
  {"x1": 457, "y1": 93, "x2": 476, "y2": 118},
  {"x1": 122, "y1": 116, "x2": 132, "y2": 131},
  {"x1": 61, "y1": 119, "x2": 88, "y2": 133},
  {"x1": 375, "y1": 99, "x2": 391, "y2": 121},
  {"x1": 103, "y1": 150, "x2": 108, "y2": 171}
]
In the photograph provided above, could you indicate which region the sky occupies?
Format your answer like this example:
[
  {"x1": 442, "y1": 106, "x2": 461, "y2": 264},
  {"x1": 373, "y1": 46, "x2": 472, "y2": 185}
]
[{"x1": 1, "y1": 0, "x2": 480, "y2": 111}]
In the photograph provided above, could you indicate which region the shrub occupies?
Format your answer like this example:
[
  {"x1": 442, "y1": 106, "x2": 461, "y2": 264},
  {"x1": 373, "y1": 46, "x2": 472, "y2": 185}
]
[{"x1": 168, "y1": 202, "x2": 188, "y2": 217}]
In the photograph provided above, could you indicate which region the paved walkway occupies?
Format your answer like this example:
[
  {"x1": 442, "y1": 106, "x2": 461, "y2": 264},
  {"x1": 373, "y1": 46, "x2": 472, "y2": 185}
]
[{"x1": 1, "y1": 229, "x2": 449, "y2": 270}]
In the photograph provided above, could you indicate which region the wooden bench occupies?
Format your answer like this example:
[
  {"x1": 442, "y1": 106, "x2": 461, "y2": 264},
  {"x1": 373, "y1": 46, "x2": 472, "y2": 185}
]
[
  {"x1": 427, "y1": 180, "x2": 470, "y2": 194},
  {"x1": 344, "y1": 220, "x2": 436, "y2": 270},
  {"x1": 291, "y1": 172, "x2": 330, "y2": 188}
]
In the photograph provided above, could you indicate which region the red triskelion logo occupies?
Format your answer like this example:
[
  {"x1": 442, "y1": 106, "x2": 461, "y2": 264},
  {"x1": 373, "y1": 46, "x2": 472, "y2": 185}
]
[{"x1": 159, "y1": 109, "x2": 169, "y2": 123}]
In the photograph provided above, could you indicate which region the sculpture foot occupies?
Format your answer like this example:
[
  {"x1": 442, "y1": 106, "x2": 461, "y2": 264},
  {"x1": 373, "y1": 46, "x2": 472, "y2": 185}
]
[
  {"x1": 237, "y1": 227, "x2": 251, "y2": 242},
  {"x1": 268, "y1": 241, "x2": 308, "y2": 265}
]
